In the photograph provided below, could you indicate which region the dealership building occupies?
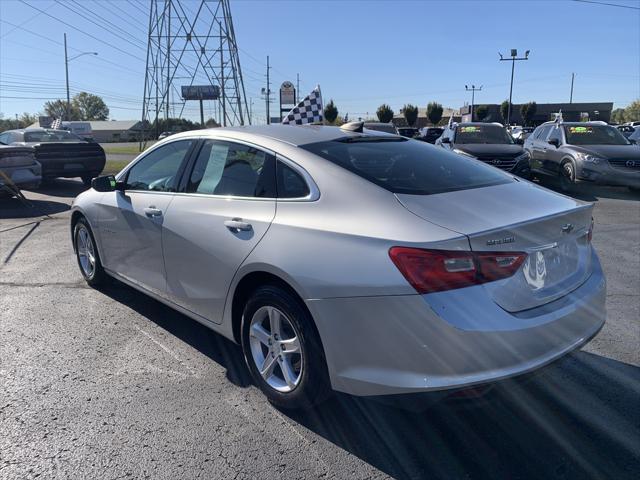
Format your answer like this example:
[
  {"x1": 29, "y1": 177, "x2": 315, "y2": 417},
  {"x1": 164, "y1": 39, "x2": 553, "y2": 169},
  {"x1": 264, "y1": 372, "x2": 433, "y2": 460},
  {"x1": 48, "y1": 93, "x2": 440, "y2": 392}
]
[{"x1": 459, "y1": 102, "x2": 614, "y2": 125}]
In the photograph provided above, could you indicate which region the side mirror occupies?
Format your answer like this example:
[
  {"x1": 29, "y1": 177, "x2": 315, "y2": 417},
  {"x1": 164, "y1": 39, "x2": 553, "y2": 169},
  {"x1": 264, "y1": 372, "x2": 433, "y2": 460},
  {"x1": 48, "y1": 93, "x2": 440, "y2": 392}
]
[
  {"x1": 441, "y1": 137, "x2": 451, "y2": 144},
  {"x1": 548, "y1": 138, "x2": 560, "y2": 148},
  {"x1": 91, "y1": 175, "x2": 118, "y2": 192}
]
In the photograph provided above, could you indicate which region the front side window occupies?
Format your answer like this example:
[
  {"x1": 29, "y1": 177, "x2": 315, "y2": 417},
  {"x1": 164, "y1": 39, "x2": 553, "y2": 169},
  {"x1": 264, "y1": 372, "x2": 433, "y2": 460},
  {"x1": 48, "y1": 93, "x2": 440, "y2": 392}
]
[
  {"x1": 125, "y1": 140, "x2": 194, "y2": 192},
  {"x1": 302, "y1": 137, "x2": 512, "y2": 195},
  {"x1": 548, "y1": 127, "x2": 563, "y2": 144},
  {"x1": 186, "y1": 140, "x2": 276, "y2": 198},
  {"x1": 454, "y1": 125, "x2": 514, "y2": 145},
  {"x1": 536, "y1": 125, "x2": 552, "y2": 140},
  {"x1": 563, "y1": 125, "x2": 630, "y2": 146}
]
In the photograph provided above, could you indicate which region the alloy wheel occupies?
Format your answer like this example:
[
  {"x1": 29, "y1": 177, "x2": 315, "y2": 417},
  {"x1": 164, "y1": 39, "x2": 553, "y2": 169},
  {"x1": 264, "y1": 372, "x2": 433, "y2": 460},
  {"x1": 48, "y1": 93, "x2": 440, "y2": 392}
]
[
  {"x1": 76, "y1": 225, "x2": 96, "y2": 278},
  {"x1": 248, "y1": 306, "x2": 303, "y2": 393}
]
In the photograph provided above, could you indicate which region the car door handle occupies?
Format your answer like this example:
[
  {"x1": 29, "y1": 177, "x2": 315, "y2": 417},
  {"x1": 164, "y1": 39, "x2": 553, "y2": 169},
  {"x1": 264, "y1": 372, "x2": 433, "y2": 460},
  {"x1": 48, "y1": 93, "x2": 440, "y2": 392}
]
[
  {"x1": 144, "y1": 206, "x2": 163, "y2": 217},
  {"x1": 224, "y1": 218, "x2": 252, "y2": 231}
]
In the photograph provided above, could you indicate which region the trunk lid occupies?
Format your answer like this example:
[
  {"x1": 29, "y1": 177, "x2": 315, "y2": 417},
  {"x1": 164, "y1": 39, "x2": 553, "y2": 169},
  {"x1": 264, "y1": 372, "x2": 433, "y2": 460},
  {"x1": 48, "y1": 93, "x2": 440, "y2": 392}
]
[{"x1": 396, "y1": 181, "x2": 594, "y2": 312}]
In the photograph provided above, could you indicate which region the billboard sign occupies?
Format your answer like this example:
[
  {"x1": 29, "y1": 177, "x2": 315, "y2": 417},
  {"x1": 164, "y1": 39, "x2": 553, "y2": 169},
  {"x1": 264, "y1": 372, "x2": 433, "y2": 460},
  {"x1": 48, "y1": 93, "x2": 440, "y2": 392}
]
[
  {"x1": 181, "y1": 85, "x2": 220, "y2": 100},
  {"x1": 280, "y1": 81, "x2": 295, "y2": 105}
]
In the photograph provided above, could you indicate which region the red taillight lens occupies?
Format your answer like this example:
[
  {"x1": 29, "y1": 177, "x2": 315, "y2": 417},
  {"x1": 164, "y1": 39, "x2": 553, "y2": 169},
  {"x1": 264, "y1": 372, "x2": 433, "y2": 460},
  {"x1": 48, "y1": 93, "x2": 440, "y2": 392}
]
[{"x1": 389, "y1": 247, "x2": 527, "y2": 294}]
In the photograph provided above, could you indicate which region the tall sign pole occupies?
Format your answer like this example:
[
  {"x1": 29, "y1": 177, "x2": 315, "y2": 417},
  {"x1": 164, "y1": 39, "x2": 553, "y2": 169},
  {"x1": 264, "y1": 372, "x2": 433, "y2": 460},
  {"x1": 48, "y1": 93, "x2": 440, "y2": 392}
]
[
  {"x1": 570, "y1": 72, "x2": 575, "y2": 104},
  {"x1": 499, "y1": 49, "x2": 530, "y2": 126},
  {"x1": 465, "y1": 84, "x2": 482, "y2": 121},
  {"x1": 266, "y1": 55, "x2": 270, "y2": 124}
]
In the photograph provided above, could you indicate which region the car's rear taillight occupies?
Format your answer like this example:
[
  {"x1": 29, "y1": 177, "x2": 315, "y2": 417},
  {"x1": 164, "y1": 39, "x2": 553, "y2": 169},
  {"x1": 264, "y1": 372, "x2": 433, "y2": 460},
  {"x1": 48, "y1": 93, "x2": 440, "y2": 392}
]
[{"x1": 389, "y1": 247, "x2": 527, "y2": 294}]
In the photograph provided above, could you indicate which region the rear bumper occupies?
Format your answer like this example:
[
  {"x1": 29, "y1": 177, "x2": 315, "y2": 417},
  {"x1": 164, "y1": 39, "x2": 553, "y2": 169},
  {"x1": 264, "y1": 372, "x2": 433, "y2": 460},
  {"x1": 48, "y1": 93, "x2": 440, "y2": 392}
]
[
  {"x1": 307, "y1": 250, "x2": 606, "y2": 397},
  {"x1": 0, "y1": 162, "x2": 42, "y2": 189}
]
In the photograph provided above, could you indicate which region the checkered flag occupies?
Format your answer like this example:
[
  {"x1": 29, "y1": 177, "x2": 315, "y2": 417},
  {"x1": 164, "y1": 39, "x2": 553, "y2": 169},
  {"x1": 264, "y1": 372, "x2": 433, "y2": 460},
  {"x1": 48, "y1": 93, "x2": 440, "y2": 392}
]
[
  {"x1": 50, "y1": 118, "x2": 62, "y2": 129},
  {"x1": 282, "y1": 85, "x2": 323, "y2": 125}
]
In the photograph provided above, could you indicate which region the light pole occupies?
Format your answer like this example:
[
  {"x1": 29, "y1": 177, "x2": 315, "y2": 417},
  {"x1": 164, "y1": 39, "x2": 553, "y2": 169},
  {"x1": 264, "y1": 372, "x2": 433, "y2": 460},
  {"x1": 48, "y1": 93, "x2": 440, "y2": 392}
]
[
  {"x1": 465, "y1": 84, "x2": 482, "y2": 121},
  {"x1": 64, "y1": 33, "x2": 98, "y2": 120},
  {"x1": 499, "y1": 48, "x2": 529, "y2": 126}
]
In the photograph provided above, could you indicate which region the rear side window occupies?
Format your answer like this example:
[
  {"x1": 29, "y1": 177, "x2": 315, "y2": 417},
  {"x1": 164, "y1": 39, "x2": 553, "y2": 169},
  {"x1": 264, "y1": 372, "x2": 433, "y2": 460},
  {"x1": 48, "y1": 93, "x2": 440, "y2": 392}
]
[
  {"x1": 186, "y1": 140, "x2": 276, "y2": 198},
  {"x1": 302, "y1": 137, "x2": 512, "y2": 195},
  {"x1": 277, "y1": 162, "x2": 310, "y2": 198}
]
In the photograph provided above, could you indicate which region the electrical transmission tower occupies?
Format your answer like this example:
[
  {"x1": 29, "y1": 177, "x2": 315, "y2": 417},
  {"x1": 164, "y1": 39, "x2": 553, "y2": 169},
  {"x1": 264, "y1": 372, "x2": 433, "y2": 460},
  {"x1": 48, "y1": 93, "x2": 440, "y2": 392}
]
[{"x1": 141, "y1": 0, "x2": 250, "y2": 141}]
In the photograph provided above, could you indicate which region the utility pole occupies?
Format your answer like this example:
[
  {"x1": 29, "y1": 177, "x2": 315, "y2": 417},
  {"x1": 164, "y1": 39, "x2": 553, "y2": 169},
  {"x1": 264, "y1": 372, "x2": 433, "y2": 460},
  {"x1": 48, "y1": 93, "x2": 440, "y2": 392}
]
[
  {"x1": 15, "y1": 113, "x2": 19, "y2": 129},
  {"x1": 499, "y1": 49, "x2": 530, "y2": 126},
  {"x1": 465, "y1": 84, "x2": 482, "y2": 121},
  {"x1": 296, "y1": 73, "x2": 300, "y2": 103},
  {"x1": 249, "y1": 97, "x2": 253, "y2": 124},
  {"x1": 63, "y1": 33, "x2": 97, "y2": 122},
  {"x1": 569, "y1": 73, "x2": 575, "y2": 104},
  {"x1": 64, "y1": 33, "x2": 70, "y2": 121},
  {"x1": 266, "y1": 55, "x2": 270, "y2": 124}
]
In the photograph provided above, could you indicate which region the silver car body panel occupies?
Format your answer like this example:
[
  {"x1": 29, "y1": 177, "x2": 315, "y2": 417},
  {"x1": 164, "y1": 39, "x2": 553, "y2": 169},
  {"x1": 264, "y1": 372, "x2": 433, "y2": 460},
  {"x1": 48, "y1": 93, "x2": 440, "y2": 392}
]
[{"x1": 71, "y1": 125, "x2": 607, "y2": 397}]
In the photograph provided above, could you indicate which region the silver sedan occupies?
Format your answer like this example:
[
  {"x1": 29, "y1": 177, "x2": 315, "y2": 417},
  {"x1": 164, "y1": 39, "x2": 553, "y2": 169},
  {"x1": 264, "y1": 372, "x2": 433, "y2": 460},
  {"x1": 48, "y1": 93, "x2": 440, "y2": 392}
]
[{"x1": 70, "y1": 124, "x2": 606, "y2": 409}]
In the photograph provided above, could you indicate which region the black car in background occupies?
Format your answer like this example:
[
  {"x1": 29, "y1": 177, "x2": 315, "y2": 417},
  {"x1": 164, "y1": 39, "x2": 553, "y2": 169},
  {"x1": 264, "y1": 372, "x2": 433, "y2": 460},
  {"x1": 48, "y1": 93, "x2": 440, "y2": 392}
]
[
  {"x1": 435, "y1": 122, "x2": 530, "y2": 177},
  {"x1": 524, "y1": 121, "x2": 640, "y2": 191},
  {"x1": 0, "y1": 128, "x2": 106, "y2": 186},
  {"x1": 396, "y1": 127, "x2": 419, "y2": 138},
  {"x1": 417, "y1": 127, "x2": 444, "y2": 144}
]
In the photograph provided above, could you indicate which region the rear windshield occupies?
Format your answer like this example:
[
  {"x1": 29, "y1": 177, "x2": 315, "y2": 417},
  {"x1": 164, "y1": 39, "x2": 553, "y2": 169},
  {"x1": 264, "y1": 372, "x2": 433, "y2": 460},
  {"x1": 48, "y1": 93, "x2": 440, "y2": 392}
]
[
  {"x1": 563, "y1": 125, "x2": 629, "y2": 145},
  {"x1": 301, "y1": 137, "x2": 512, "y2": 195},
  {"x1": 455, "y1": 125, "x2": 514, "y2": 144},
  {"x1": 24, "y1": 130, "x2": 83, "y2": 143}
]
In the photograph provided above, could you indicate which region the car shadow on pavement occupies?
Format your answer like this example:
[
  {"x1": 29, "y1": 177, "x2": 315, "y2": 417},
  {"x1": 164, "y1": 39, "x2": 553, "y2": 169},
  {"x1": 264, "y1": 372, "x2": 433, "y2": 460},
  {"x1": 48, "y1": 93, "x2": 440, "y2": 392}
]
[
  {"x1": 98, "y1": 280, "x2": 639, "y2": 480},
  {"x1": 535, "y1": 177, "x2": 640, "y2": 202},
  {"x1": 285, "y1": 351, "x2": 640, "y2": 480},
  {"x1": 99, "y1": 280, "x2": 253, "y2": 388},
  {"x1": 25, "y1": 178, "x2": 89, "y2": 198},
  {"x1": 0, "y1": 197, "x2": 70, "y2": 219}
]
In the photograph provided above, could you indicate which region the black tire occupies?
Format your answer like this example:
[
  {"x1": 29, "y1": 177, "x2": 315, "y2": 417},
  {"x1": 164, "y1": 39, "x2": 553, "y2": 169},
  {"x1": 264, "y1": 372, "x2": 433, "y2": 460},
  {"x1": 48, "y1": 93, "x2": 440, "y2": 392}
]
[
  {"x1": 241, "y1": 285, "x2": 331, "y2": 409},
  {"x1": 628, "y1": 186, "x2": 640, "y2": 194},
  {"x1": 73, "y1": 217, "x2": 107, "y2": 287},
  {"x1": 559, "y1": 159, "x2": 576, "y2": 192}
]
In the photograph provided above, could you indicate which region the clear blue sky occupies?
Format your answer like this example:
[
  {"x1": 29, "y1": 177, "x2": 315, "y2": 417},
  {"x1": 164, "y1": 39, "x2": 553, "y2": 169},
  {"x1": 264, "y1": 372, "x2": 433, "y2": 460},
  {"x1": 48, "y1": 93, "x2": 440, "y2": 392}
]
[{"x1": 1, "y1": 0, "x2": 639, "y2": 124}]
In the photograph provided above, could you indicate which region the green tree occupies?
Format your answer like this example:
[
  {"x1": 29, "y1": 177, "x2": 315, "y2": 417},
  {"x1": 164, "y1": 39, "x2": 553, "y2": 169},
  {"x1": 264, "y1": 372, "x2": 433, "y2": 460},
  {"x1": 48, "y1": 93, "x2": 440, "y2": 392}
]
[
  {"x1": 18, "y1": 112, "x2": 38, "y2": 127},
  {"x1": 324, "y1": 99, "x2": 338, "y2": 124},
  {"x1": 72, "y1": 92, "x2": 109, "y2": 121},
  {"x1": 611, "y1": 108, "x2": 626, "y2": 124},
  {"x1": 376, "y1": 104, "x2": 394, "y2": 123},
  {"x1": 44, "y1": 99, "x2": 80, "y2": 120},
  {"x1": 401, "y1": 104, "x2": 419, "y2": 127},
  {"x1": 474, "y1": 105, "x2": 489, "y2": 121},
  {"x1": 520, "y1": 101, "x2": 537, "y2": 126},
  {"x1": 426, "y1": 101, "x2": 443, "y2": 126},
  {"x1": 500, "y1": 100, "x2": 510, "y2": 124},
  {"x1": 624, "y1": 100, "x2": 640, "y2": 122}
]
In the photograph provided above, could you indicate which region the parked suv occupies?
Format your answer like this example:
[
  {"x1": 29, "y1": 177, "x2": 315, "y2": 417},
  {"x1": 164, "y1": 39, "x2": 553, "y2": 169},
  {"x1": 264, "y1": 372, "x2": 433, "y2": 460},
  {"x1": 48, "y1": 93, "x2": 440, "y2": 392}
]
[
  {"x1": 524, "y1": 121, "x2": 640, "y2": 191},
  {"x1": 435, "y1": 122, "x2": 530, "y2": 178}
]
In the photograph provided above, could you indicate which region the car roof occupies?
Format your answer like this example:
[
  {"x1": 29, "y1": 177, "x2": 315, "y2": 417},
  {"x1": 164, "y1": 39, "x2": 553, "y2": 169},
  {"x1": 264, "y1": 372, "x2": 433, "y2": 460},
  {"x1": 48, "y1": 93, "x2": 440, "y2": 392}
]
[
  {"x1": 169, "y1": 124, "x2": 398, "y2": 147},
  {"x1": 455, "y1": 122, "x2": 504, "y2": 127},
  {"x1": 3, "y1": 128, "x2": 68, "y2": 134}
]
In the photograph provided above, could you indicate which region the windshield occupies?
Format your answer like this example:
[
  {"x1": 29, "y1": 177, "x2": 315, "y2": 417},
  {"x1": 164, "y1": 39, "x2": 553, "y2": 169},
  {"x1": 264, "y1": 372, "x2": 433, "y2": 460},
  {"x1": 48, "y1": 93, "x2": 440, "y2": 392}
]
[
  {"x1": 454, "y1": 125, "x2": 514, "y2": 145},
  {"x1": 302, "y1": 137, "x2": 512, "y2": 195},
  {"x1": 24, "y1": 130, "x2": 83, "y2": 143},
  {"x1": 563, "y1": 125, "x2": 630, "y2": 145}
]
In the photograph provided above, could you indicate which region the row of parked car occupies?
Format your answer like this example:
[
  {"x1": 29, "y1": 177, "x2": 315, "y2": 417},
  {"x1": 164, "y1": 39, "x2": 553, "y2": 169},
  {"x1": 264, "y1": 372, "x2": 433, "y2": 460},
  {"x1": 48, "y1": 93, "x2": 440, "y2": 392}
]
[
  {"x1": 389, "y1": 120, "x2": 640, "y2": 192},
  {"x1": 0, "y1": 128, "x2": 106, "y2": 193}
]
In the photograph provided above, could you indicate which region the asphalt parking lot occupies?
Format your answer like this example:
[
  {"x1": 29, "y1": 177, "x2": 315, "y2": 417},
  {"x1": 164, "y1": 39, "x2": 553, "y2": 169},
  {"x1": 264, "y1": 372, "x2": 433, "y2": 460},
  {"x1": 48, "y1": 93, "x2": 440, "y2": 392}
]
[{"x1": 1, "y1": 179, "x2": 639, "y2": 479}]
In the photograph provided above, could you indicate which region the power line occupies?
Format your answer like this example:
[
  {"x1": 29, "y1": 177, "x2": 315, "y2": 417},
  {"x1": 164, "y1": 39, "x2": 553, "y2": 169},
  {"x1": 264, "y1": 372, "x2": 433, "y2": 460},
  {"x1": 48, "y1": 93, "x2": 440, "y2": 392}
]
[
  {"x1": 18, "y1": 0, "x2": 146, "y2": 62},
  {"x1": 572, "y1": 0, "x2": 640, "y2": 10}
]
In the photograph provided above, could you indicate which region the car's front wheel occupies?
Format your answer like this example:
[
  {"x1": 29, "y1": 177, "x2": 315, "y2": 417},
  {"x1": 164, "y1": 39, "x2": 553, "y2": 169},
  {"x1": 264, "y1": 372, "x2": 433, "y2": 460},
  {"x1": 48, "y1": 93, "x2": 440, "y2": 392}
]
[
  {"x1": 559, "y1": 159, "x2": 576, "y2": 192},
  {"x1": 241, "y1": 285, "x2": 331, "y2": 409},
  {"x1": 74, "y1": 217, "x2": 106, "y2": 287}
]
